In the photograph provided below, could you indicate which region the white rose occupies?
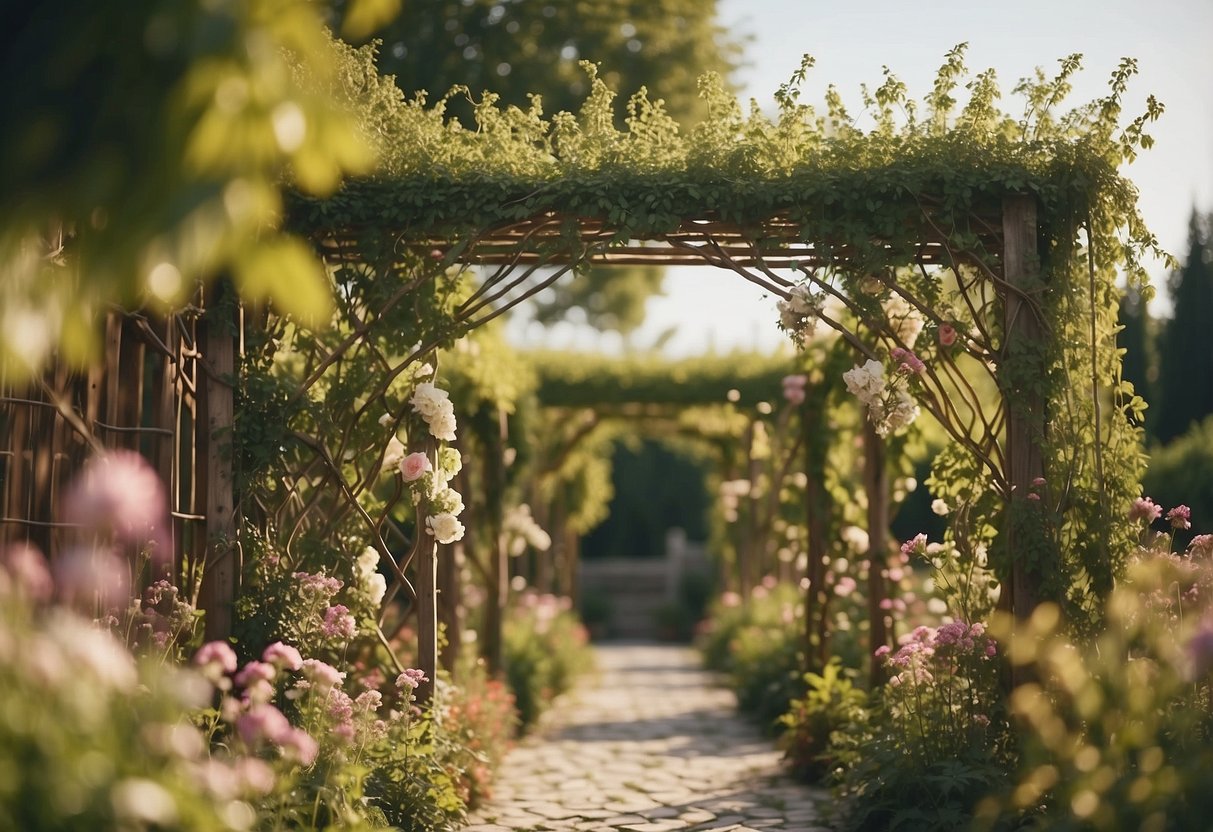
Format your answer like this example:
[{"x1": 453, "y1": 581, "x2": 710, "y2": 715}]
[
  {"x1": 383, "y1": 436, "x2": 406, "y2": 470},
  {"x1": 431, "y1": 486, "x2": 464, "y2": 517},
  {"x1": 410, "y1": 383, "x2": 449, "y2": 420},
  {"x1": 356, "y1": 546, "x2": 379, "y2": 579},
  {"x1": 365, "y1": 572, "x2": 386, "y2": 606},
  {"x1": 426, "y1": 512, "x2": 465, "y2": 545},
  {"x1": 428, "y1": 409, "x2": 457, "y2": 441},
  {"x1": 931, "y1": 499, "x2": 950, "y2": 516}
]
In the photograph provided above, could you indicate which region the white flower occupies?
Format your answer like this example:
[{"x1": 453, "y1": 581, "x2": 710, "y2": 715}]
[
  {"x1": 383, "y1": 436, "x2": 406, "y2": 471},
  {"x1": 931, "y1": 499, "x2": 950, "y2": 516},
  {"x1": 426, "y1": 512, "x2": 465, "y2": 545},
  {"x1": 776, "y1": 284, "x2": 821, "y2": 340},
  {"x1": 883, "y1": 295, "x2": 924, "y2": 348},
  {"x1": 430, "y1": 485, "x2": 464, "y2": 517},
  {"x1": 843, "y1": 359, "x2": 886, "y2": 406},
  {"x1": 365, "y1": 572, "x2": 386, "y2": 606},
  {"x1": 428, "y1": 409, "x2": 457, "y2": 441},
  {"x1": 841, "y1": 525, "x2": 869, "y2": 554},
  {"x1": 410, "y1": 383, "x2": 450, "y2": 420},
  {"x1": 377, "y1": 413, "x2": 394, "y2": 427},
  {"x1": 438, "y1": 447, "x2": 463, "y2": 477},
  {"x1": 356, "y1": 547, "x2": 379, "y2": 580},
  {"x1": 413, "y1": 362, "x2": 434, "y2": 379}
]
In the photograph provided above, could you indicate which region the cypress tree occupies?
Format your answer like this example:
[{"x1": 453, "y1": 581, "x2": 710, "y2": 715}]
[{"x1": 1155, "y1": 210, "x2": 1213, "y2": 443}]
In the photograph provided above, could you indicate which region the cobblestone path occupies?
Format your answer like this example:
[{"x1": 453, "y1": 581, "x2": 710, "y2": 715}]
[{"x1": 465, "y1": 643, "x2": 830, "y2": 832}]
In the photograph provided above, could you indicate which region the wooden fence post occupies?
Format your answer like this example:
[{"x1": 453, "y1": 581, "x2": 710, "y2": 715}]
[
  {"x1": 199, "y1": 283, "x2": 237, "y2": 641},
  {"x1": 801, "y1": 392, "x2": 831, "y2": 671},
  {"x1": 1001, "y1": 195, "x2": 1048, "y2": 621}
]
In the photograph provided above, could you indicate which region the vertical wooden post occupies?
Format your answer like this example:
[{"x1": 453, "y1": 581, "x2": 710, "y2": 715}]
[
  {"x1": 199, "y1": 284, "x2": 237, "y2": 641},
  {"x1": 438, "y1": 540, "x2": 463, "y2": 674},
  {"x1": 416, "y1": 486, "x2": 438, "y2": 704},
  {"x1": 801, "y1": 393, "x2": 830, "y2": 671},
  {"x1": 481, "y1": 406, "x2": 509, "y2": 676},
  {"x1": 1001, "y1": 195, "x2": 1047, "y2": 620},
  {"x1": 863, "y1": 421, "x2": 889, "y2": 687},
  {"x1": 739, "y1": 420, "x2": 758, "y2": 596}
]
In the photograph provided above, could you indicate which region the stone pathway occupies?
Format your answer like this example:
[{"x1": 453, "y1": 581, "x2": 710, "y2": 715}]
[{"x1": 465, "y1": 643, "x2": 831, "y2": 832}]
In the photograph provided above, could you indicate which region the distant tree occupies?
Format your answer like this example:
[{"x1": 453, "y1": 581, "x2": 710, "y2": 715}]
[
  {"x1": 1117, "y1": 283, "x2": 1155, "y2": 431},
  {"x1": 334, "y1": 0, "x2": 739, "y2": 126},
  {"x1": 1155, "y1": 210, "x2": 1213, "y2": 443},
  {"x1": 328, "y1": 0, "x2": 741, "y2": 335}
]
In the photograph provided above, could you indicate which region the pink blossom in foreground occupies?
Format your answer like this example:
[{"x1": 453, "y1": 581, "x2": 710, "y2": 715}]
[
  {"x1": 301, "y1": 659, "x2": 345, "y2": 692},
  {"x1": 237, "y1": 704, "x2": 292, "y2": 746},
  {"x1": 938, "y1": 323, "x2": 958, "y2": 347},
  {"x1": 280, "y1": 727, "x2": 319, "y2": 765},
  {"x1": 194, "y1": 641, "x2": 238, "y2": 676},
  {"x1": 1167, "y1": 505, "x2": 1192, "y2": 531},
  {"x1": 1189, "y1": 534, "x2": 1213, "y2": 558},
  {"x1": 0, "y1": 543, "x2": 53, "y2": 601},
  {"x1": 294, "y1": 571, "x2": 343, "y2": 602},
  {"x1": 262, "y1": 642, "x2": 303, "y2": 671},
  {"x1": 234, "y1": 661, "x2": 276, "y2": 689},
  {"x1": 62, "y1": 450, "x2": 170, "y2": 560},
  {"x1": 1129, "y1": 497, "x2": 1163, "y2": 524}
]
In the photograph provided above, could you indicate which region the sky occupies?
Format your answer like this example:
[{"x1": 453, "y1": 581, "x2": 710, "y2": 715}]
[{"x1": 506, "y1": 0, "x2": 1213, "y2": 357}]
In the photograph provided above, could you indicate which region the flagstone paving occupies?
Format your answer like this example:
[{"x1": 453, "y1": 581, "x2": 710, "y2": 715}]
[{"x1": 465, "y1": 643, "x2": 831, "y2": 832}]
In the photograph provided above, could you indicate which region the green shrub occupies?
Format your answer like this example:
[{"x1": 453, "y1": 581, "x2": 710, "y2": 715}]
[
  {"x1": 503, "y1": 591, "x2": 593, "y2": 730},
  {"x1": 1143, "y1": 415, "x2": 1213, "y2": 542},
  {"x1": 778, "y1": 658, "x2": 869, "y2": 782}
]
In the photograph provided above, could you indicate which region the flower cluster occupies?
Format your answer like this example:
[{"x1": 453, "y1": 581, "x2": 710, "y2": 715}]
[
  {"x1": 782, "y1": 373, "x2": 808, "y2": 406},
  {"x1": 355, "y1": 547, "x2": 387, "y2": 606},
  {"x1": 843, "y1": 358, "x2": 920, "y2": 436},
  {"x1": 411, "y1": 382, "x2": 457, "y2": 441},
  {"x1": 503, "y1": 503, "x2": 552, "y2": 556},
  {"x1": 776, "y1": 284, "x2": 824, "y2": 345},
  {"x1": 882, "y1": 294, "x2": 925, "y2": 348}
]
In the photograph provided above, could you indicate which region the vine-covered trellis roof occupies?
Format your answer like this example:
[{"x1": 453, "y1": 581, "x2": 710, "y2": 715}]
[{"x1": 290, "y1": 153, "x2": 1099, "y2": 271}]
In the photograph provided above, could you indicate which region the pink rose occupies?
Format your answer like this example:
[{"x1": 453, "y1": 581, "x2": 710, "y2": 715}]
[
  {"x1": 398, "y1": 452, "x2": 432, "y2": 483},
  {"x1": 938, "y1": 323, "x2": 958, "y2": 347}
]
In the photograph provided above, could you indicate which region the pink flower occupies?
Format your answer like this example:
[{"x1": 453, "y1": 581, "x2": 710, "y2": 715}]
[
  {"x1": 1027, "y1": 492, "x2": 1041, "y2": 501},
  {"x1": 321, "y1": 605, "x2": 357, "y2": 640},
  {"x1": 938, "y1": 323, "x2": 958, "y2": 347},
  {"x1": 890, "y1": 347, "x2": 925, "y2": 375},
  {"x1": 1167, "y1": 505, "x2": 1192, "y2": 531},
  {"x1": 1188, "y1": 535, "x2": 1213, "y2": 558},
  {"x1": 280, "y1": 727, "x2": 319, "y2": 765},
  {"x1": 262, "y1": 642, "x2": 303, "y2": 671},
  {"x1": 783, "y1": 385, "x2": 806, "y2": 406},
  {"x1": 720, "y1": 591, "x2": 741, "y2": 608},
  {"x1": 237, "y1": 704, "x2": 292, "y2": 746},
  {"x1": 396, "y1": 668, "x2": 429, "y2": 691},
  {"x1": 52, "y1": 546, "x2": 129, "y2": 610},
  {"x1": 900, "y1": 533, "x2": 928, "y2": 560},
  {"x1": 1031, "y1": 477, "x2": 1047, "y2": 487},
  {"x1": 294, "y1": 571, "x2": 343, "y2": 604},
  {"x1": 194, "y1": 641, "x2": 238, "y2": 676},
  {"x1": 233, "y1": 758, "x2": 277, "y2": 795},
  {"x1": 1, "y1": 543, "x2": 53, "y2": 601},
  {"x1": 234, "y1": 661, "x2": 276, "y2": 689},
  {"x1": 1129, "y1": 497, "x2": 1163, "y2": 523},
  {"x1": 355, "y1": 689, "x2": 383, "y2": 713},
  {"x1": 398, "y1": 452, "x2": 432, "y2": 482},
  {"x1": 834, "y1": 576, "x2": 857, "y2": 597},
  {"x1": 874, "y1": 644, "x2": 892, "y2": 659},
  {"x1": 301, "y1": 659, "x2": 345, "y2": 692},
  {"x1": 62, "y1": 450, "x2": 170, "y2": 561}
]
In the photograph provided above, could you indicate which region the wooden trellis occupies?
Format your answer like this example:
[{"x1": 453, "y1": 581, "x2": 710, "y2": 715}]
[{"x1": 1, "y1": 194, "x2": 1046, "y2": 700}]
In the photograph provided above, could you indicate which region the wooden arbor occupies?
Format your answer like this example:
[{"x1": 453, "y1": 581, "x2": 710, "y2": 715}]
[{"x1": 295, "y1": 184, "x2": 1053, "y2": 697}]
